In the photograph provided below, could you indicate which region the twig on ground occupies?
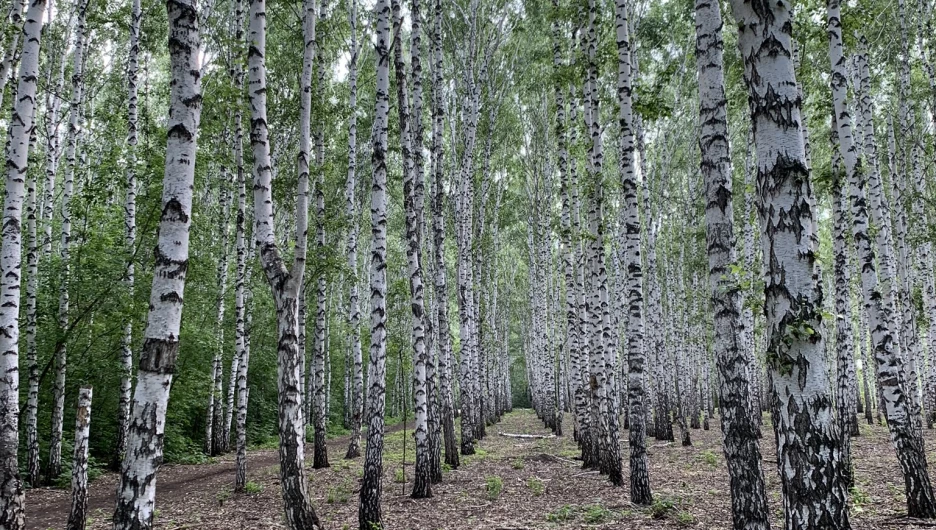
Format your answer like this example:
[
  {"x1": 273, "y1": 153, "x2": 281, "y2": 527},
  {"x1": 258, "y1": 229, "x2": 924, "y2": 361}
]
[{"x1": 498, "y1": 432, "x2": 555, "y2": 439}]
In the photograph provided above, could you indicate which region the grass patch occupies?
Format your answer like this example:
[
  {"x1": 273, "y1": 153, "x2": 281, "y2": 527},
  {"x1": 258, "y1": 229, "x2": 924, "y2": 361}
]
[
  {"x1": 244, "y1": 481, "x2": 263, "y2": 494},
  {"x1": 675, "y1": 510, "x2": 695, "y2": 526},
  {"x1": 485, "y1": 476, "x2": 503, "y2": 500},
  {"x1": 698, "y1": 449, "x2": 719, "y2": 467},
  {"x1": 327, "y1": 480, "x2": 354, "y2": 504},
  {"x1": 850, "y1": 485, "x2": 870, "y2": 506},
  {"x1": 650, "y1": 497, "x2": 677, "y2": 519},
  {"x1": 527, "y1": 477, "x2": 545, "y2": 496},
  {"x1": 583, "y1": 504, "x2": 613, "y2": 524},
  {"x1": 511, "y1": 459, "x2": 525, "y2": 470},
  {"x1": 546, "y1": 505, "x2": 576, "y2": 523},
  {"x1": 216, "y1": 488, "x2": 231, "y2": 506},
  {"x1": 394, "y1": 468, "x2": 405, "y2": 483}
]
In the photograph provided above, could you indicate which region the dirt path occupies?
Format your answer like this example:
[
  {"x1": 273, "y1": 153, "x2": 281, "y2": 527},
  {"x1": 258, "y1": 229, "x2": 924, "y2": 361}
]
[
  {"x1": 26, "y1": 421, "x2": 413, "y2": 530},
  {"x1": 26, "y1": 410, "x2": 936, "y2": 529}
]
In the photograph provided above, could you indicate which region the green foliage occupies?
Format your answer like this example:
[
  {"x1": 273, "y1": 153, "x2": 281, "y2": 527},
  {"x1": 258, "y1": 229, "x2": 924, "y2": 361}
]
[
  {"x1": 546, "y1": 505, "x2": 576, "y2": 523},
  {"x1": 675, "y1": 511, "x2": 695, "y2": 526},
  {"x1": 511, "y1": 459, "x2": 525, "y2": 470},
  {"x1": 697, "y1": 450, "x2": 719, "y2": 468},
  {"x1": 216, "y1": 488, "x2": 232, "y2": 506},
  {"x1": 394, "y1": 468, "x2": 405, "y2": 484},
  {"x1": 650, "y1": 497, "x2": 677, "y2": 519},
  {"x1": 850, "y1": 485, "x2": 870, "y2": 506},
  {"x1": 527, "y1": 477, "x2": 545, "y2": 496},
  {"x1": 327, "y1": 480, "x2": 353, "y2": 504},
  {"x1": 485, "y1": 476, "x2": 503, "y2": 500},
  {"x1": 583, "y1": 504, "x2": 613, "y2": 524},
  {"x1": 244, "y1": 481, "x2": 263, "y2": 494}
]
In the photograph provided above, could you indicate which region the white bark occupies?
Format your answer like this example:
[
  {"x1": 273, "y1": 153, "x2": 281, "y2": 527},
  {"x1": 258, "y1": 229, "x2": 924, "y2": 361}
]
[
  {"x1": 66, "y1": 387, "x2": 92, "y2": 530},
  {"x1": 359, "y1": 0, "x2": 390, "y2": 524},
  {"x1": 0, "y1": 2, "x2": 46, "y2": 525},
  {"x1": 246, "y1": 0, "x2": 322, "y2": 524},
  {"x1": 343, "y1": 0, "x2": 363, "y2": 461},
  {"x1": 50, "y1": 0, "x2": 89, "y2": 481},
  {"x1": 728, "y1": 0, "x2": 851, "y2": 525},
  {"x1": 116, "y1": 0, "x2": 141, "y2": 470},
  {"x1": 828, "y1": 0, "x2": 935, "y2": 515},
  {"x1": 112, "y1": 0, "x2": 202, "y2": 526},
  {"x1": 694, "y1": 0, "x2": 770, "y2": 523}
]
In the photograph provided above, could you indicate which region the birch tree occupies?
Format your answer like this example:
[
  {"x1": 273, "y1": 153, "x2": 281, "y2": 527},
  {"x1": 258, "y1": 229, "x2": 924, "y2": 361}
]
[
  {"x1": 66, "y1": 387, "x2": 92, "y2": 530},
  {"x1": 112, "y1": 0, "x2": 203, "y2": 525},
  {"x1": 614, "y1": 0, "x2": 646, "y2": 497},
  {"x1": 400, "y1": 0, "x2": 432, "y2": 498},
  {"x1": 728, "y1": 0, "x2": 852, "y2": 525},
  {"x1": 49, "y1": 0, "x2": 90, "y2": 482},
  {"x1": 694, "y1": 0, "x2": 770, "y2": 523},
  {"x1": 115, "y1": 0, "x2": 142, "y2": 469},
  {"x1": 430, "y1": 0, "x2": 458, "y2": 469},
  {"x1": 359, "y1": 0, "x2": 391, "y2": 524},
  {"x1": 827, "y1": 0, "x2": 936, "y2": 515},
  {"x1": 343, "y1": 0, "x2": 363, "y2": 461},
  {"x1": 0, "y1": 0, "x2": 47, "y2": 525},
  {"x1": 245, "y1": 0, "x2": 323, "y2": 523}
]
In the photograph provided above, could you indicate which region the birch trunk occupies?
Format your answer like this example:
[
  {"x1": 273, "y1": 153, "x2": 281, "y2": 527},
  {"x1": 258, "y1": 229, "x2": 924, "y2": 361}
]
[
  {"x1": 827, "y1": 0, "x2": 936, "y2": 516},
  {"x1": 246, "y1": 0, "x2": 322, "y2": 524},
  {"x1": 50, "y1": 0, "x2": 89, "y2": 482},
  {"x1": 24, "y1": 150, "x2": 40, "y2": 487},
  {"x1": 343, "y1": 0, "x2": 363, "y2": 461},
  {"x1": 694, "y1": 0, "x2": 770, "y2": 524},
  {"x1": 66, "y1": 387, "x2": 92, "y2": 530},
  {"x1": 399, "y1": 0, "x2": 432, "y2": 498},
  {"x1": 727, "y1": 0, "x2": 852, "y2": 525},
  {"x1": 0, "y1": 3, "x2": 45, "y2": 525},
  {"x1": 831, "y1": 125, "x2": 855, "y2": 487},
  {"x1": 230, "y1": 0, "x2": 249, "y2": 489},
  {"x1": 614, "y1": 0, "x2": 645, "y2": 497},
  {"x1": 430, "y1": 0, "x2": 458, "y2": 468},
  {"x1": 208, "y1": 171, "x2": 232, "y2": 456},
  {"x1": 359, "y1": 0, "x2": 390, "y2": 524},
  {"x1": 116, "y1": 0, "x2": 142, "y2": 470},
  {"x1": 112, "y1": 0, "x2": 202, "y2": 525},
  {"x1": 455, "y1": 0, "x2": 481, "y2": 456},
  {"x1": 310, "y1": 0, "x2": 329, "y2": 469}
]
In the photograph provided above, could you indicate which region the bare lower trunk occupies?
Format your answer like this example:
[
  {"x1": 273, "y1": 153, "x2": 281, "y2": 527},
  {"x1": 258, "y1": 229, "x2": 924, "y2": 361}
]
[
  {"x1": 66, "y1": 387, "x2": 92, "y2": 530},
  {"x1": 247, "y1": 0, "x2": 322, "y2": 524},
  {"x1": 116, "y1": 0, "x2": 142, "y2": 470},
  {"x1": 827, "y1": 0, "x2": 936, "y2": 516}
]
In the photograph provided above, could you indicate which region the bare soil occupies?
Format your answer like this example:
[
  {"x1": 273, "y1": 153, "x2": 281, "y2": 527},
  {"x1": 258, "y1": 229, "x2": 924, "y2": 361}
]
[{"x1": 24, "y1": 409, "x2": 936, "y2": 529}]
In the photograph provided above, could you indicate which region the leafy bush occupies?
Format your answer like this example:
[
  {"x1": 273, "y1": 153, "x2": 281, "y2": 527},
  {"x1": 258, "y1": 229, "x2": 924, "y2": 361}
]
[
  {"x1": 676, "y1": 511, "x2": 695, "y2": 526},
  {"x1": 527, "y1": 477, "x2": 545, "y2": 496},
  {"x1": 650, "y1": 497, "x2": 677, "y2": 519},
  {"x1": 485, "y1": 476, "x2": 503, "y2": 500},
  {"x1": 584, "y1": 504, "x2": 612, "y2": 524},
  {"x1": 546, "y1": 505, "x2": 575, "y2": 522}
]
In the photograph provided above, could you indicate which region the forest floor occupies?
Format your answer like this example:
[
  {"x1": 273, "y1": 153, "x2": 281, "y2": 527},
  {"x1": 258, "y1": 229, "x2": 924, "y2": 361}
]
[{"x1": 24, "y1": 408, "x2": 936, "y2": 529}]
